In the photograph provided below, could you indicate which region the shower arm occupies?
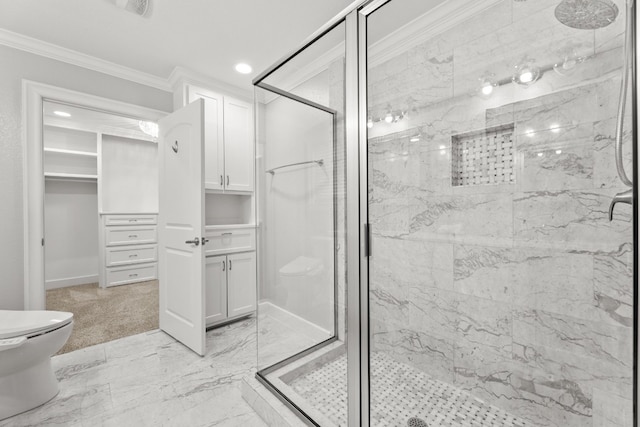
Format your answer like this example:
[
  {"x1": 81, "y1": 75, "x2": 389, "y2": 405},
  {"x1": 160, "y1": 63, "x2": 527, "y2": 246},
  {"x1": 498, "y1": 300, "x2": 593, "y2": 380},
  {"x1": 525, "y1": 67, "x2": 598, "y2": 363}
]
[{"x1": 614, "y1": 0, "x2": 634, "y2": 187}]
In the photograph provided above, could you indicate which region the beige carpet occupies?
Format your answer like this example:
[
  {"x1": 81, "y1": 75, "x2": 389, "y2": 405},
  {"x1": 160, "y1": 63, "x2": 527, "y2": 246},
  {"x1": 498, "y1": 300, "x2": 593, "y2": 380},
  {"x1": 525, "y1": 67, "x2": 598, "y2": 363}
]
[{"x1": 46, "y1": 280, "x2": 159, "y2": 354}]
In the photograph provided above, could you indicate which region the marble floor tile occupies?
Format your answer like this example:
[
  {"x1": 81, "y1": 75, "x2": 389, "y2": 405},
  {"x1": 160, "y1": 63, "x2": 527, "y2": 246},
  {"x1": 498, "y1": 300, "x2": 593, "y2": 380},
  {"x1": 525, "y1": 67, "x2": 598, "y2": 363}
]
[{"x1": 0, "y1": 319, "x2": 266, "y2": 427}]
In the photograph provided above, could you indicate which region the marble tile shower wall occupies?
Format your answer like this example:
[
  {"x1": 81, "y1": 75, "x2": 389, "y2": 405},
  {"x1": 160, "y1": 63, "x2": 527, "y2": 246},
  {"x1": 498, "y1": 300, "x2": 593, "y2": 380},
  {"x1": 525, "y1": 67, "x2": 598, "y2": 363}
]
[{"x1": 368, "y1": 1, "x2": 633, "y2": 426}]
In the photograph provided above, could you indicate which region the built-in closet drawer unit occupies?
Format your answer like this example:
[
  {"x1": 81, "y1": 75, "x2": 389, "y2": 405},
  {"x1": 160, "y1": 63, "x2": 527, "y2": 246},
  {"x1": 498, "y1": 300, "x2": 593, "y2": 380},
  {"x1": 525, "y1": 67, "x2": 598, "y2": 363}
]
[
  {"x1": 204, "y1": 227, "x2": 255, "y2": 256},
  {"x1": 104, "y1": 214, "x2": 157, "y2": 226},
  {"x1": 106, "y1": 245, "x2": 157, "y2": 267},
  {"x1": 105, "y1": 225, "x2": 157, "y2": 246},
  {"x1": 106, "y1": 263, "x2": 157, "y2": 287}
]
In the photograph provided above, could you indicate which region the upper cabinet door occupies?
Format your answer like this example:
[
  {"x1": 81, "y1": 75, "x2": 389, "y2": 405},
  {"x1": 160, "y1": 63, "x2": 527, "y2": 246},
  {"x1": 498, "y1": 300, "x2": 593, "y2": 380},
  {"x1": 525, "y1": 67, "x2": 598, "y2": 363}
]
[
  {"x1": 158, "y1": 99, "x2": 206, "y2": 356},
  {"x1": 223, "y1": 97, "x2": 254, "y2": 192},
  {"x1": 187, "y1": 87, "x2": 224, "y2": 191}
]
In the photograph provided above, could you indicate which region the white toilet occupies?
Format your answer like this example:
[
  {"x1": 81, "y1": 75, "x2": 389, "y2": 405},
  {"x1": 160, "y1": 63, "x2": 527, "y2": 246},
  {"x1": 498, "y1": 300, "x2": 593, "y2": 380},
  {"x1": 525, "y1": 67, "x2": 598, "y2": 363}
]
[{"x1": 0, "y1": 310, "x2": 74, "y2": 420}]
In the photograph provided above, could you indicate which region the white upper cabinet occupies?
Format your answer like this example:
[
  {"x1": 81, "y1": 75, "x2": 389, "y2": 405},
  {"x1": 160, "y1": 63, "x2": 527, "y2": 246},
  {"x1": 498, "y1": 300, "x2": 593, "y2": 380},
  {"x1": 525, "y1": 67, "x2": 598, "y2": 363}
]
[
  {"x1": 186, "y1": 86, "x2": 254, "y2": 193},
  {"x1": 223, "y1": 97, "x2": 253, "y2": 192}
]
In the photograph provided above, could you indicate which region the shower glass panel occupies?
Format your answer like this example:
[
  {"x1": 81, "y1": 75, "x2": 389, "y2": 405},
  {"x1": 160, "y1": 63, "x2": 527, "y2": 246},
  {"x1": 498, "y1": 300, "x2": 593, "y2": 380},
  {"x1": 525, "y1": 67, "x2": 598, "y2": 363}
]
[
  {"x1": 254, "y1": 21, "x2": 347, "y2": 424},
  {"x1": 366, "y1": 0, "x2": 634, "y2": 426}
]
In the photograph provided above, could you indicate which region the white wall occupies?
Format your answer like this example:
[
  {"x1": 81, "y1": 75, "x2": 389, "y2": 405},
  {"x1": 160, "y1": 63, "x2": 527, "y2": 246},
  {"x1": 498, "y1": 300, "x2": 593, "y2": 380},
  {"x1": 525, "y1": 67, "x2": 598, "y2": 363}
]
[
  {"x1": 0, "y1": 44, "x2": 172, "y2": 310},
  {"x1": 101, "y1": 134, "x2": 159, "y2": 213},
  {"x1": 44, "y1": 180, "x2": 99, "y2": 289},
  {"x1": 262, "y1": 78, "x2": 335, "y2": 333}
]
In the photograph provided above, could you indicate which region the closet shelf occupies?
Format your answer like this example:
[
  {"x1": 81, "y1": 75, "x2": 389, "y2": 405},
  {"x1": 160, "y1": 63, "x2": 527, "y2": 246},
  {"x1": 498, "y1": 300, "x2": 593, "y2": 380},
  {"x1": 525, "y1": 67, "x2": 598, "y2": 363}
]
[
  {"x1": 44, "y1": 173, "x2": 98, "y2": 182},
  {"x1": 44, "y1": 147, "x2": 98, "y2": 157}
]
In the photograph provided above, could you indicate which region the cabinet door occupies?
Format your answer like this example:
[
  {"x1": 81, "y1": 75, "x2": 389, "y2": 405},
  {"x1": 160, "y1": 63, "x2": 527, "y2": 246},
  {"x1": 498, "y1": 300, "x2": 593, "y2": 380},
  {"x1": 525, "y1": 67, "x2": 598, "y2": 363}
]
[
  {"x1": 205, "y1": 255, "x2": 228, "y2": 325},
  {"x1": 227, "y1": 251, "x2": 256, "y2": 318},
  {"x1": 223, "y1": 97, "x2": 253, "y2": 192},
  {"x1": 188, "y1": 87, "x2": 224, "y2": 191}
]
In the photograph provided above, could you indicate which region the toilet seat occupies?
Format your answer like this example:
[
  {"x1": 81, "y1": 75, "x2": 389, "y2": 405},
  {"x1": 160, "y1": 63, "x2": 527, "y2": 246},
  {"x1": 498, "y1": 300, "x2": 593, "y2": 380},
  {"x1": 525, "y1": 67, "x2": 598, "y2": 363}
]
[{"x1": 0, "y1": 310, "x2": 73, "y2": 339}]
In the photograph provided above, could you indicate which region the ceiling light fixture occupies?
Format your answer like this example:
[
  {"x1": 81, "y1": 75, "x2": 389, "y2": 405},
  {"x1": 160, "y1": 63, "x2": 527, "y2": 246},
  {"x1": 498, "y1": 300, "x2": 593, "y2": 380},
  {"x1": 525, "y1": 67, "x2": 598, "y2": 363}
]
[
  {"x1": 553, "y1": 50, "x2": 585, "y2": 76},
  {"x1": 478, "y1": 75, "x2": 498, "y2": 97},
  {"x1": 512, "y1": 58, "x2": 541, "y2": 87},
  {"x1": 53, "y1": 111, "x2": 71, "y2": 118},
  {"x1": 235, "y1": 63, "x2": 253, "y2": 74},
  {"x1": 138, "y1": 121, "x2": 159, "y2": 138}
]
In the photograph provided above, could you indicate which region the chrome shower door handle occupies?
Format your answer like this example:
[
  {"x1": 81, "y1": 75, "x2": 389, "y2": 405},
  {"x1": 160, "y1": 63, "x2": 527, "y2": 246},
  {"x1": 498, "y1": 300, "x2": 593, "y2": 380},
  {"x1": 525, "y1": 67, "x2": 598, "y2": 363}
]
[
  {"x1": 185, "y1": 237, "x2": 200, "y2": 246},
  {"x1": 608, "y1": 189, "x2": 633, "y2": 221}
]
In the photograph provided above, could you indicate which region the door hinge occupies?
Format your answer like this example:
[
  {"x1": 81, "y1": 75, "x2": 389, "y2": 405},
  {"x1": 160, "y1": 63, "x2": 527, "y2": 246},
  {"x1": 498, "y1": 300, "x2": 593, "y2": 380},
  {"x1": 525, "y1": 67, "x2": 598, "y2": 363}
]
[
  {"x1": 364, "y1": 223, "x2": 372, "y2": 257},
  {"x1": 41, "y1": 238, "x2": 45, "y2": 246}
]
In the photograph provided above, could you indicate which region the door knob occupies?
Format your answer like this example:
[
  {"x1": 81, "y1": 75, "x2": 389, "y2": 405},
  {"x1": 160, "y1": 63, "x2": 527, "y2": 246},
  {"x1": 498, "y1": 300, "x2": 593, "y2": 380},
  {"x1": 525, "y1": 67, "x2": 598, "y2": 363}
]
[
  {"x1": 185, "y1": 237, "x2": 200, "y2": 246},
  {"x1": 201, "y1": 237, "x2": 210, "y2": 246},
  {"x1": 608, "y1": 189, "x2": 633, "y2": 221}
]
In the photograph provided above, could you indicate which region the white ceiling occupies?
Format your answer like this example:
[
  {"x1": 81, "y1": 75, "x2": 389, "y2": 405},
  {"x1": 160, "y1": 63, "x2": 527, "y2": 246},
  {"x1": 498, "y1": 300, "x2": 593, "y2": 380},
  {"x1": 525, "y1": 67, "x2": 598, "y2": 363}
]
[{"x1": 0, "y1": 0, "x2": 356, "y2": 92}]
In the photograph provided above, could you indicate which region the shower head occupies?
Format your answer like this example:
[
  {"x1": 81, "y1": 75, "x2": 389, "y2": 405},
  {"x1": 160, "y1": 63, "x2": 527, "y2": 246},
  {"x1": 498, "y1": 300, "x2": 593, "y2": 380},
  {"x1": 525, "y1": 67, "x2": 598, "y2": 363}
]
[{"x1": 555, "y1": 0, "x2": 619, "y2": 29}]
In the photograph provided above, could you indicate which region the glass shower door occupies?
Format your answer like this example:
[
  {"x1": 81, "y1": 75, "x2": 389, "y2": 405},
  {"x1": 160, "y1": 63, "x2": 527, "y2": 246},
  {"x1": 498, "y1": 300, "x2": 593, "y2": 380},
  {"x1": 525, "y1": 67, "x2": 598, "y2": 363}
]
[
  {"x1": 254, "y1": 20, "x2": 348, "y2": 425},
  {"x1": 365, "y1": 0, "x2": 635, "y2": 426}
]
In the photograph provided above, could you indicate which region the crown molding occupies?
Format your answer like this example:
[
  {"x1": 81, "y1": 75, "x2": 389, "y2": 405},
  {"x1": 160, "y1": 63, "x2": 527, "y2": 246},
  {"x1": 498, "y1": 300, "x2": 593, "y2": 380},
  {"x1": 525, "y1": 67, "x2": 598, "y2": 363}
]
[
  {"x1": 168, "y1": 66, "x2": 253, "y2": 102},
  {"x1": 0, "y1": 28, "x2": 171, "y2": 91}
]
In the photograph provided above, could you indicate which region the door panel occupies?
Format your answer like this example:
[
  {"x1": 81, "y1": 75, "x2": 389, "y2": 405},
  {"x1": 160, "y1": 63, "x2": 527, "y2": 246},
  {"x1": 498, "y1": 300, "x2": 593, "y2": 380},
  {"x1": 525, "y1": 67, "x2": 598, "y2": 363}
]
[
  {"x1": 158, "y1": 99, "x2": 205, "y2": 356},
  {"x1": 205, "y1": 255, "x2": 227, "y2": 325},
  {"x1": 188, "y1": 87, "x2": 224, "y2": 191},
  {"x1": 227, "y1": 251, "x2": 256, "y2": 317},
  {"x1": 223, "y1": 97, "x2": 253, "y2": 192}
]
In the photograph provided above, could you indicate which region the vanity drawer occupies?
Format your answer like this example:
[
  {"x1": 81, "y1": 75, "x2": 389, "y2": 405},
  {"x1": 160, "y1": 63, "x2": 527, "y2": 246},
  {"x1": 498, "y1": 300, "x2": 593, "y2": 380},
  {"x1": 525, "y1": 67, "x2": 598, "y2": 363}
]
[
  {"x1": 105, "y1": 226, "x2": 157, "y2": 246},
  {"x1": 106, "y1": 245, "x2": 157, "y2": 267},
  {"x1": 106, "y1": 263, "x2": 157, "y2": 287},
  {"x1": 205, "y1": 228, "x2": 255, "y2": 255},
  {"x1": 104, "y1": 214, "x2": 157, "y2": 226}
]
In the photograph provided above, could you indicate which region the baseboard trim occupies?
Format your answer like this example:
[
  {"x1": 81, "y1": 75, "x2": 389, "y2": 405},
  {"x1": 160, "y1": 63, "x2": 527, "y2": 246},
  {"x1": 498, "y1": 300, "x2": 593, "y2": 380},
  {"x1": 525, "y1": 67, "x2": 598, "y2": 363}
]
[
  {"x1": 45, "y1": 274, "x2": 98, "y2": 290},
  {"x1": 258, "y1": 301, "x2": 331, "y2": 343}
]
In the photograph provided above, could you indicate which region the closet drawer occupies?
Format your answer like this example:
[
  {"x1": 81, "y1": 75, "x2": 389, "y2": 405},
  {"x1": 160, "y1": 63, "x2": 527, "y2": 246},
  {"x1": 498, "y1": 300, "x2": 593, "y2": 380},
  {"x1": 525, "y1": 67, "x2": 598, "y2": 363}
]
[
  {"x1": 106, "y1": 245, "x2": 157, "y2": 267},
  {"x1": 205, "y1": 228, "x2": 255, "y2": 256},
  {"x1": 106, "y1": 263, "x2": 157, "y2": 287},
  {"x1": 105, "y1": 226, "x2": 157, "y2": 246},
  {"x1": 104, "y1": 214, "x2": 157, "y2": 226}
]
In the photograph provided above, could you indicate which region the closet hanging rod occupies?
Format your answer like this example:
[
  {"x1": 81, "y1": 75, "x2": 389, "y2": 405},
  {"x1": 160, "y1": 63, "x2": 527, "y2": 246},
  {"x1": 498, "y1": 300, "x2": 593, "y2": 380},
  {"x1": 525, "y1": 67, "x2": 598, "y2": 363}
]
[{"x1": 266, "y1": 159, "x2": 324, "y2": 175}]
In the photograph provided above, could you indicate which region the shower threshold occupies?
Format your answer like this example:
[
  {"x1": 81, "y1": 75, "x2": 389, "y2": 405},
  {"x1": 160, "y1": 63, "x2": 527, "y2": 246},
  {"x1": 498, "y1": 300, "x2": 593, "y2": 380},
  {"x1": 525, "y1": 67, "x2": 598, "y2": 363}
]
[{"x1": 265, "y1": 343, "x2": 532, "y2": 427}]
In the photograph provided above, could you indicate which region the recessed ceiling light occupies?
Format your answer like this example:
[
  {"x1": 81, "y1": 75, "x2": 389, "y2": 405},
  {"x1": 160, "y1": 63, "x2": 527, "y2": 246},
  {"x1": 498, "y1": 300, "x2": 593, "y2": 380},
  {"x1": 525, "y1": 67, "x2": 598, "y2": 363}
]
[
  {"x1": 53, "y1": 111, "x2": 71, "y2": 118},
  {"x1": 235, "y1": 63, "x2": 252, "y2": 74}
]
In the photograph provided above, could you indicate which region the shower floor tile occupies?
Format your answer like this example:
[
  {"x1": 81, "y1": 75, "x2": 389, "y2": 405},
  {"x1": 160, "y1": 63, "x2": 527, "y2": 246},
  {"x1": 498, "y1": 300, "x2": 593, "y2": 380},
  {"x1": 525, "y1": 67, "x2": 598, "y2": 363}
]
[{"x1": 288, "y1": 351, "x2": 530, "y2": 427}]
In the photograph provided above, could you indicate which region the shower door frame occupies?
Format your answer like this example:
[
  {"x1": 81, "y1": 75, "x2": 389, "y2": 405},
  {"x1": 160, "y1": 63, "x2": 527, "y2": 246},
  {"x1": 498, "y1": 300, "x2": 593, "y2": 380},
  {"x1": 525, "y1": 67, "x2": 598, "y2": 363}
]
[
  {"x1": 252, "y1": 78, "x2": 341, "y2": 423},
  {"x1": 254, "y1": 0, "x2": 640, "y2": 425}
]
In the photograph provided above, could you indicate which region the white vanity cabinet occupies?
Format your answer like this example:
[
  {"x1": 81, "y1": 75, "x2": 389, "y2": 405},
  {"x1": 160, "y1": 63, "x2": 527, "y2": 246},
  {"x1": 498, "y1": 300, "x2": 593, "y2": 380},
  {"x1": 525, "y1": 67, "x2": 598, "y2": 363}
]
[
  {"x1": 205, "y1": 251, "x2": 256, "y2": 326},
  {"x1": 186, "y1": 86, "x2": 254, "y2": 193},
  {"x1": 204, "y1": 225, "x2": 257, "y2": 326}
]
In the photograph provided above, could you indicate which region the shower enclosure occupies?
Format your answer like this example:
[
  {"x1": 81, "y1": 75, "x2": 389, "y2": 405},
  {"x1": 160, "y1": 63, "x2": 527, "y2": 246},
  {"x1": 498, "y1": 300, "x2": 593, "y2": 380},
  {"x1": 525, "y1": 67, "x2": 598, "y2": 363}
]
[{"x1": 254, "y1": 0, "x2": 637, "y2": 426}]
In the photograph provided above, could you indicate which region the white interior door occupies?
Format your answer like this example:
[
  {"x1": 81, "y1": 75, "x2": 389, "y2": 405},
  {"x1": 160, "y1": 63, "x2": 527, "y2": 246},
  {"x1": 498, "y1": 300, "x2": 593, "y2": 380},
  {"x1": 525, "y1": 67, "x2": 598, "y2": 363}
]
[{"x1": 158, "y1": 99, "x2": 205, "y2": 356}]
